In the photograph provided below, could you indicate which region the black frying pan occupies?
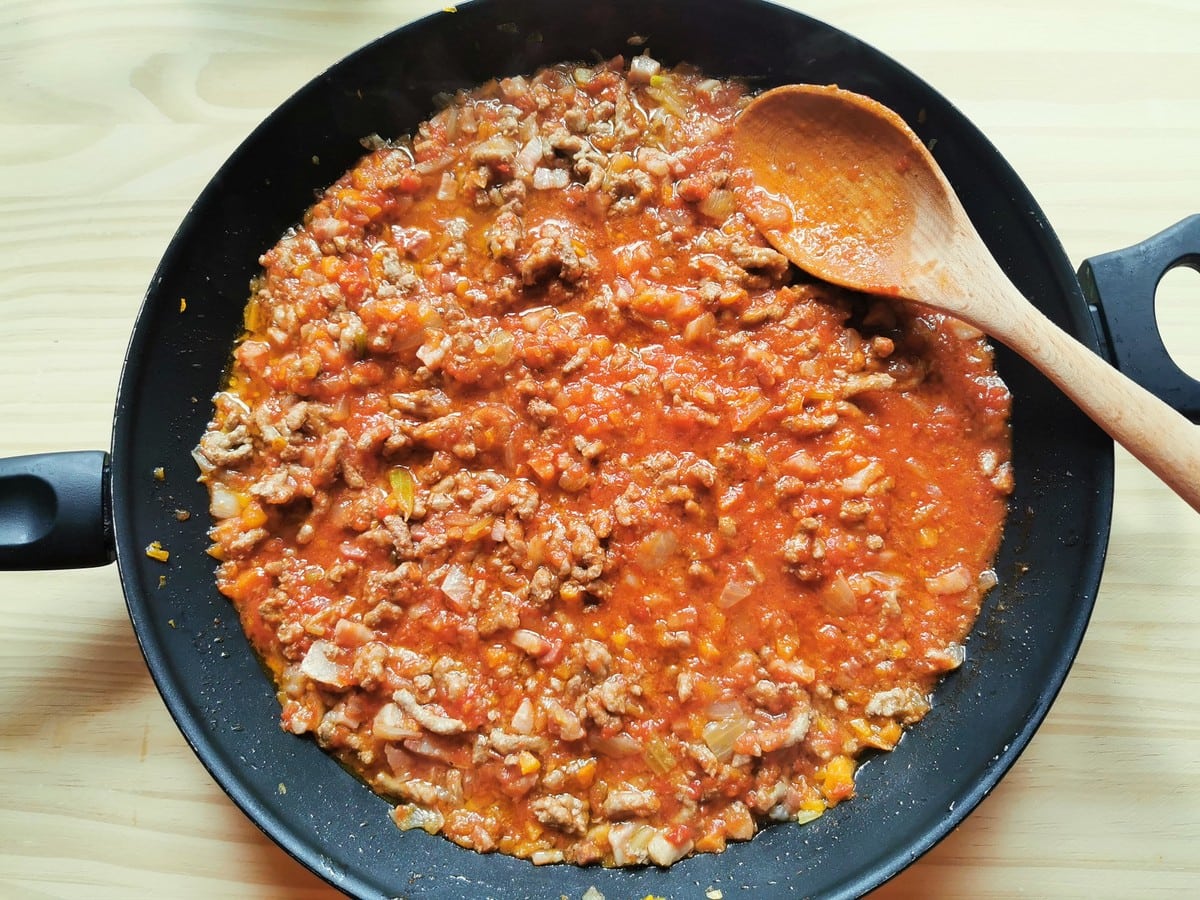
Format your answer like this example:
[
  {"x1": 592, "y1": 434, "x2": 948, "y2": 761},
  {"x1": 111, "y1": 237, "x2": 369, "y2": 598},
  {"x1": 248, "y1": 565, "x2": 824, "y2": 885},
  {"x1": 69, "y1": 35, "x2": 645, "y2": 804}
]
[{"x1": 3, "y1": 0, "x2": 1198, "y2": 896}]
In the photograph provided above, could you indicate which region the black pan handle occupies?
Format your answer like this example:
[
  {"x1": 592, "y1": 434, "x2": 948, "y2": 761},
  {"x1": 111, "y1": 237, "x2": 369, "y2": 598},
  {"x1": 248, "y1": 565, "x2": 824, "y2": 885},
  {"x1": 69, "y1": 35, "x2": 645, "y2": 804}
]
[
  {"x1": 0, "y1": 451, "x2": 115, "y2": 570},
  {"x1": 1077, "y1": 213, "x2": 1200, "y2": 422}
]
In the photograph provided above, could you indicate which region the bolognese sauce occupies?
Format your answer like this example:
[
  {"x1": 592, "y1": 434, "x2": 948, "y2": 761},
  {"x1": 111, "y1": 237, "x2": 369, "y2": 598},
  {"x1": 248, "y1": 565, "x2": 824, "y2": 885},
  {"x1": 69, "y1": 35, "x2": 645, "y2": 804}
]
[{"x1": 195, "y1": 56, "x2": 1012, "y2": 867}]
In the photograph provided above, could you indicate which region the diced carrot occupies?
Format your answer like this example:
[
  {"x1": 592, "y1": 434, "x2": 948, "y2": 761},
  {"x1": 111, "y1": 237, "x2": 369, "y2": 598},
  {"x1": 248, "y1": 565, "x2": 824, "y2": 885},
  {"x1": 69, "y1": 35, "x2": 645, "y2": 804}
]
[{"x1": 144, "y1": 541, "x2": 169, "y2": 563}]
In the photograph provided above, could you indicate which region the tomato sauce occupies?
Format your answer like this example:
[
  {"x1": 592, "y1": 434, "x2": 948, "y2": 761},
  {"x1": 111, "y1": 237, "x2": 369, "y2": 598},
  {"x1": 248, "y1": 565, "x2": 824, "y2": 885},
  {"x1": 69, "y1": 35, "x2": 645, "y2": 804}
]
[{"x1": 196, "y1": 57, "x2": 1011, "y2": 867}]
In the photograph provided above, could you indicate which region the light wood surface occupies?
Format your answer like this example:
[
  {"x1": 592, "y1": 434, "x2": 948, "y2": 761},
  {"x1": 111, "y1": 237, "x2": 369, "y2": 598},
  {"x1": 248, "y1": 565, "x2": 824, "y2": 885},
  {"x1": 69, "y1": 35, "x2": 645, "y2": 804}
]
[{"x1": 1, "y1": 1, "x2": 1198, "y2": 897}]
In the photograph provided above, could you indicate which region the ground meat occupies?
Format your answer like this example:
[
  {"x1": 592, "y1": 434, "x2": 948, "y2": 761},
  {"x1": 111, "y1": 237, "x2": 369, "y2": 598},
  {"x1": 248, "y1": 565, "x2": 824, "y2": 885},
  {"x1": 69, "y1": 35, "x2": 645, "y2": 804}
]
[
  {"x1": 865, "y1": 687, "x2": 932, "y2": 724},
  {"x1": 198, "y1": 55, "x2": 1011, "y2": 871},
  {"x1": 394, "y1": 689, "x2": 468, "y2": 735},
  {"x1": 470, "y1": 134, "x2": 518, "y2": 170},
  {"x1": 488, "y1": 729, "x2": 549, "y2": 754},
  {"x1": 583, "y1": 674, "x2": 641, "y2": 729},
  {"x1": 486, "y1": 208, "x2": 524, "y2": 260},
  {"x1": 601, "y1": 786, "x2": 661, "y2": 819},
  {"x1": 476, "y1": 590, "x2": 522, "y2": 637},
  {"x1": 390, "y1": 389, "x2": 452, "y2": 419},
  {"x1": 197, "y1": 424, "x2": 254, "y2": 467},
  {"x1": 221, "y1": 525, "x2": 268, "y2": 557},
  {"x1": 312, "y1": 428, "x2": 351, "y2": 485},
  {"x1": 518, "y1": 223, "x2": 596, "y2": 286},
  {"x1": 528, "y1": 566, "x2": 560, "y2": 605},
  {"x1": 531, "y1": 793, "x2": 590, "y2": 835},
  {"x1": 579, "y1": 640, "x2": 613, "y2": 678},
  {"x1": 527, "y1": 397, "x2": 558, "y2": 425},
  {"x1": 540, "y1": 696, "x2": 585, "y2": 741},
  {"x1": 734, "y1": 708, "x2": 813, "y2": 756},
  {"x1": 730, "y1": 240, "x2": 791, "y2": 279},
  {"x1": 383, "y1": 775, "x2": 456, "y2": 808},
  {"x1": 249, "y1": 466, "x2": 306, "y2": 505},
  {"x1": 604, "y1": 166, "x2": 654, "y2": 214},
  {"x1": 431, "y1": 658, "x2": 470, "y2": 702}
]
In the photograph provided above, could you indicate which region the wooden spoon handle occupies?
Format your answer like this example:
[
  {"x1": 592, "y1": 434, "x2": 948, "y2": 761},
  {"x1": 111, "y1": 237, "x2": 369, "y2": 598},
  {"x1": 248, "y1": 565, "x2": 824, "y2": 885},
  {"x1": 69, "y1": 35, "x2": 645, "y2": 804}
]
[{"x1": 999, "y1": 297, "x2": 1200, "y2": 513}]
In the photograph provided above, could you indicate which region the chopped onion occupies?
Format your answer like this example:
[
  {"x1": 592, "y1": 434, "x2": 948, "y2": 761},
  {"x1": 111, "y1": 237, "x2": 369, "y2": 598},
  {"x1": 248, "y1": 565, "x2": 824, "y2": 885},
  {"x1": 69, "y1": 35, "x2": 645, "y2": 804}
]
[
  {"x1": 402, "y1": 736, "x2": 450, "y2": 761},
  {"x1": 698, "y1": 188, "x2": 736, "y2": 221},
  {"x1": 208, "y1": 483, "x2": 242, "y2": 519},
  {"x1": 925, "y1": 563, "x2": 972, "y2": 595},
  {"x1": 486, "y1": 328, "x2": 515, "y2": 365},
  {"x1": 515, "y1": 137, "x2": 545, "y2": 176},
  {"x1": 519, "y1": 305, "x2": 555, "y2": 331},
  {"x1": 532, "y1": 166, "x2": 570, "y2": 190},
  {"x1": 647, "y1": 830, "x2": 693, "y2": 866},
  {"x1": 372, "y1": 702, "x2": 421, "y2": 741},
  {"x1": 629, "y1": 54, "x2": 662, "y2": 84},
  {"x1": 705, "y1": 698, "x2": 743, "y2": 719},
  {"x1": 440, "y1": 564, "x2": 471, "y2": 607},
  {"x1": 644, "y1": 737, "x2": 678, "y2": 775},
  {"x1": 511, "y1": 697, "x2": 536, "y2": 734},
  {"x1": 590, "y1": 732, "x2": 641, "y2": 758},
  {"x1": 931, "y1": 641, "x2": 967, "y2": 669},
  {"x1": 702, "y1": 715, "x2": 752, "y2": 761},
  {"x1": 864, "y1": 570, "x2": 906, "y2": 589},
  {"x1": 731, "y1": 392, "x2": 772, "y2": 433},
  {"x1": 436, "y1": 171, "x2": 457, "y2": 201},
  {"x1": 646, "y1": 81, "x2": 687, "y2": 117},
  {"x1": 636, "y1": 530, "x2": 678, "y2": 569},
  {"x1": 415, "y1": 334, "x2": 449, "y2": 367},
  {"x1": 822, "y1": 572, "x2": 858, "y2": 616},
  {"x1": 683, "y1": 311, "x2": 715, "y2": 343},
  {"x1": 298, "y1": 640, "x2": 348, "y2": 688},
  {"x1": 414, "y1": 152, "x2": 454, "y2": 174},
  {"x1": 391, "y1": 804, "x2": 444, "y2": 834},
  {"x1": 608, "y1": 822, "x2": 656, "y2": 866},
  {"x1": 842, "y1": 460, "x2": 885, "y2": 495},
  {"x1": 333, "y1": 618, "x2": 373, "y2": 647},
  {"x1": 781, "y1": 449, "x2": 821, "y2": 479},
  {"x1": 511, "y1": 629, "x2": 552, "y2": 657},
  {"x1": 442, "y1": 105, "x2": 460, "y2": 140},
  {"x1": 718, "y1": 579, "x2": 753, "y2": 609},
  {"x1": 416, "y1": 301, "x2": 444, "y2": 330}
]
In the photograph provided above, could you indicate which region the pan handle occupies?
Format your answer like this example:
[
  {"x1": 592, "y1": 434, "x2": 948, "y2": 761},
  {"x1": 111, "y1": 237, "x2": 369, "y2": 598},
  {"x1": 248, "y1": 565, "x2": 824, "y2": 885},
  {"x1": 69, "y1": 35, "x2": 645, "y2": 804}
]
[
  {"x1": 1077, "y1": 213, "x2": 1200, "y2": 422},
  {"x1": 0, "y1": 451, "x2": 115, "y2": 570}
]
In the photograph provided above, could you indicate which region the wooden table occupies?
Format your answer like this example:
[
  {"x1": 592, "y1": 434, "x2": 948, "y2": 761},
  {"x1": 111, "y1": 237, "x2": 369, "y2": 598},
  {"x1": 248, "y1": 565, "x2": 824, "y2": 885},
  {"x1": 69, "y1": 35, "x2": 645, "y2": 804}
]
[{"x1": 2, "y1": 1, "x2": 1198, "y2": 896}]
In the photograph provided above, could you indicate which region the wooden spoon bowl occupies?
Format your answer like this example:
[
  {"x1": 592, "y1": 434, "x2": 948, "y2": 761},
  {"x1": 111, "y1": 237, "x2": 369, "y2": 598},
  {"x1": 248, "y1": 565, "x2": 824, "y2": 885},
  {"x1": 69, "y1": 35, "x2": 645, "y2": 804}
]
[{"x1": 732, "y1": 84, "x2": 1200, "y2": 513}]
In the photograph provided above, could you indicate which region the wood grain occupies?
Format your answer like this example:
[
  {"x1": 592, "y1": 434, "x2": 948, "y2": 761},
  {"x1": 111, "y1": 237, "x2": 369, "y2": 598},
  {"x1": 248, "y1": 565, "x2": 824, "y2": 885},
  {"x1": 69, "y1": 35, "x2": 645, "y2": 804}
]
[{"x1": 1, "y1": 1, "x2": 1198, "y2": 897}]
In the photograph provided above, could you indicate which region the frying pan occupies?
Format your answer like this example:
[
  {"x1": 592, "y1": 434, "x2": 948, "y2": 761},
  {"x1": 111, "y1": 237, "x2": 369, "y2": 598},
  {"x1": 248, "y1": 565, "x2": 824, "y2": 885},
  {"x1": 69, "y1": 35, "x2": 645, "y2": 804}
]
[{"x1": 2, "y1": 0, "x2": 1197, "y2": 896}]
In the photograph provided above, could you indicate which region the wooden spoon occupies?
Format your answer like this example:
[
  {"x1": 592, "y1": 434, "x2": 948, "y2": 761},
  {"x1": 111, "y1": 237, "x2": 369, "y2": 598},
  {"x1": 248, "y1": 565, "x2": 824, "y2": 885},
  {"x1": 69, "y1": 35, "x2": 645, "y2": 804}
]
[{"x1": 731, "y1": 84, "x2": 1200, "y2": 514}]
